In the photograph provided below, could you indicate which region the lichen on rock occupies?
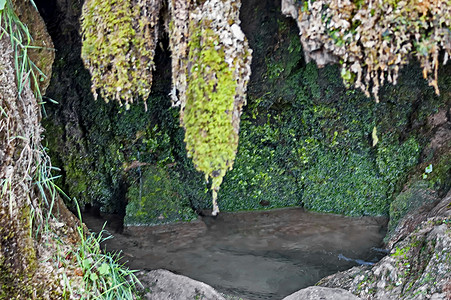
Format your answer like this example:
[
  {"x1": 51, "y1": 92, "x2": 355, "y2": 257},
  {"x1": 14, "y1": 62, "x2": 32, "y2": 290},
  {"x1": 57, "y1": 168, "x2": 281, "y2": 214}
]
[
  {"x1": 169, "y1": 0, "x2": 252, "y2": 215},
  {"x1": 282, "y1": 0, "x2": 451, "y2": 101}
]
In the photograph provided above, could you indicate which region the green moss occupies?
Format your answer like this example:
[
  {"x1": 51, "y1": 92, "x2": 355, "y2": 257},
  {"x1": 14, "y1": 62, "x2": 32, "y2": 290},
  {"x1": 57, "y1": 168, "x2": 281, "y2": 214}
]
[
  {"x1": 184, "y1": 23, "x2": 238, "y2": 194},
  {"x1": 81, "y1": 0, "x2": 156, "y2": 106},
  {"x1": 46, "y1": 9, "x2": 448, "y2": 222},
  {"x1": 423, "y1": 153, "x2": 451, "y2": 193},
  {"x1": 185, "y1": 18, "x2": 443, "y2": 215},
  {"x1": 386, "y1": 149, "x2": 451, "y2": 236},
  {"x1": 303, "y1": 62, "x2": 321, "y2": 100},
  {"x1": 0, "y1": 207, "x2": 37, "y2": 299},
  {"x1": 387, "y1": 181, "x2": 436, "y2": 235},
  {"x1": 125, "y1": 166, "x2": 197, "y2": 225},
  {"x1": 44, "y1": 92, "x2": 179, "y2": 214},
  {"x1": 376, "y1": 134, "x2": 420, "y2": 194},
  {"x1": 219, "y1": 117, "x2": 300, "y2": 210},
  {"x1": 302, "y1": 149, "x2": 388, "y2": 215},
  {"x1": 251, "y1": 31, "x2": 438, "y2": 215}
]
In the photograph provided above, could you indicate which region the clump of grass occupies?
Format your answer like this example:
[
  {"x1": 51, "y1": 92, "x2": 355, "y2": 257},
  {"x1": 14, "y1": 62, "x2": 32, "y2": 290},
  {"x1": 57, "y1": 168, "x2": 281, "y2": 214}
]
[
  {"x1": 64, "y1": 221, "x2": 142, "y2": 299},
  {"x1": 0, "y1": 0, "x2": 48, "y2": 102}
]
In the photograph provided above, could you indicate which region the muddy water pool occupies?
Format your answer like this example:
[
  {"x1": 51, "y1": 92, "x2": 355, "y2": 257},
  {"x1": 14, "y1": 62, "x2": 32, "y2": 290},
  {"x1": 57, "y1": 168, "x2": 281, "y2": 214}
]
[{"x1": 83, "y1": 208, "x2": 387, "y2": 299}]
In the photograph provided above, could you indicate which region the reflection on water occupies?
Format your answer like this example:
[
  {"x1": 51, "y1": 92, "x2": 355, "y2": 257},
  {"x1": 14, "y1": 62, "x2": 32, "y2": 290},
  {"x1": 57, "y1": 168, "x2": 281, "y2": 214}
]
[{"x1": 84, "y1": 208, "x2": 387, "y2": 299}]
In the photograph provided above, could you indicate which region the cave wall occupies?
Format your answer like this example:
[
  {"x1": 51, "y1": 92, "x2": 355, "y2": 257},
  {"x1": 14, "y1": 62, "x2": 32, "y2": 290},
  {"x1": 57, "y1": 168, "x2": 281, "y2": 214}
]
[{"x1": 37, "y1": 0, "x2": 450, "y2": 225}]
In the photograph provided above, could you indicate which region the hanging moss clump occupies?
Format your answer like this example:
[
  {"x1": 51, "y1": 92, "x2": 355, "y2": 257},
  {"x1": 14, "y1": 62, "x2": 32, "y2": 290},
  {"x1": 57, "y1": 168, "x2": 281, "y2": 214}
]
[
  {"x1": 169, "y1": 0, "x2": 252, "y2": 215},
  {"x1": 282, "y1": 0, "x2": 451, "y2": 101},
  {"x1": 79, "y1": 0, "x2": 252, "y2": 215},
  {"x1": 81, "y1": 0, "x2": 161, "y2": 108}
]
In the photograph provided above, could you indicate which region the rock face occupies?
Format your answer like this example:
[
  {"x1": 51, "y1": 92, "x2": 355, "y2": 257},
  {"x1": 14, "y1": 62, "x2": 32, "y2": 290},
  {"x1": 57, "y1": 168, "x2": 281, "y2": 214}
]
[
  {"x1": 282, "y1": 286, "x2": 362, "y2": 300},
  {"x1": 137, "y1": 269, "x2": 225, "y2": 300},
  {"x1": 318, "y1": 191, "x2": 451, "y2": 300}
]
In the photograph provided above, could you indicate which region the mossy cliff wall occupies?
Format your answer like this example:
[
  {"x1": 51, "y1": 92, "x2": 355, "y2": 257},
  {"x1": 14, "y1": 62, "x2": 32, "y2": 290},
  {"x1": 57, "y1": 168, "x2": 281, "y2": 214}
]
[
  {"x1": 0, "y1": 1, "x2": 64, "y2": 296},
  {"x1": 39, "y1": 0, "x2": 450, "y2": 225},
  {"x1": 0, "y1": 10, "x2": 36, "y2": 300}
]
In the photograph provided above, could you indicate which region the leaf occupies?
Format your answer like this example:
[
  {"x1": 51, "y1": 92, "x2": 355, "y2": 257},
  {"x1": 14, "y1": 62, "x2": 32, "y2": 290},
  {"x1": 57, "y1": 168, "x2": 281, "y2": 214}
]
[
  {"x1": 90, "y1": 272, "x2": 98, "y2": 281},
  {"x1": 0, "y1": 0, "x2": 5, "y2": 10},
  {"x1": 425, "y1": 164, "x2": 433, "y2": 174},
  {"x1": 372, "y1": 126, "x2": 379, "y2": 147},
  {"x1": 82, "y1": 258, "x2": 92, "y2": 269},
  {"x1": 98, "y1": 262, "x2": 110, "y2": 275}
]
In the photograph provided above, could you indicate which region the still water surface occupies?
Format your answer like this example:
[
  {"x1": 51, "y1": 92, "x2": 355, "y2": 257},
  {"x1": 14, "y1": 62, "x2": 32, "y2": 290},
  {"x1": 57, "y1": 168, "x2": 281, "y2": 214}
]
[{"x1": 84, "y1": 208, "x2": 386, "y2": 299}]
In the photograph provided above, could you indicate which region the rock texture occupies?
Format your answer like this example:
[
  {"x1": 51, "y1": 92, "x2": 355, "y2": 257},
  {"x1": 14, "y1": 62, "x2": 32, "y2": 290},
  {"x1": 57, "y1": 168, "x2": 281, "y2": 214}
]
[
  {"x1": 282, "y1": 286, "x2": 362, "y2": 300},
  {"x1": 281, "y1": 0, "x2": 451, "y2": 101},
  {"x1": 137, "y1": 269, "x2": 225, "y2": 300},
  {"x1": 318, "y1": 191, "x2": 451, "y2": 300}
]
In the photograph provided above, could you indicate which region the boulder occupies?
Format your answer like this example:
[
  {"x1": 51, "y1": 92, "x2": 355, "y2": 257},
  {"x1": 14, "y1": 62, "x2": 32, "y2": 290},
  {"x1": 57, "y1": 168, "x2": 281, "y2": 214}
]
[
  {"x1": 137, "y1": 269, "x2": 225, "y2": 300},
  {"x1": 282, "y1": 286, "x2": 362, "y2": 300}
]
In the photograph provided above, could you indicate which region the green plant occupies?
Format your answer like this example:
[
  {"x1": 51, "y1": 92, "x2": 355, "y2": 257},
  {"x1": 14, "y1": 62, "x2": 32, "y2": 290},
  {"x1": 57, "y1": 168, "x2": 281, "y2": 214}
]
[
  {"x1": 0, "y1": 0, "x2": 54, "y2": 237},
  {"x1": 393, "y1": 246, "x2": 409, "y2": 259},
  {"x1": 0, "y1": 0, "x2": 48, "y2": 102},
  {"x1": 60, "y1": 202, "x2": 142, "y2": 299},
  {"x1": 125, "y1": 166, "x2": 197, "y2": 225}
]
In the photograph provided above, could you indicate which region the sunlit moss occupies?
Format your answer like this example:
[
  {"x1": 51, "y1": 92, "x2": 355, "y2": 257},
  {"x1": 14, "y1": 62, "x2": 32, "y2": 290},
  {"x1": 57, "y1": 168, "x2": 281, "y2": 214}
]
[
  {"x1": 81, "y1": 0, "x2": 160, "y2": 107},
  {"x1": 184, "y1": 24, "x2": 238, "y2": 203}
]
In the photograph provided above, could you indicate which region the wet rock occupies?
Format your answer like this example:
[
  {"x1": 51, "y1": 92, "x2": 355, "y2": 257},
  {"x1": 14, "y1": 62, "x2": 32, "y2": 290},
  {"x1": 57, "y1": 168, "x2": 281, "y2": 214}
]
[
  {"x1": 282, "y1": 286, "x2": 362, "y2": 300},
  {"x1": 318, "y1": 191, "x2": 451, "y2": 300},
  {"x1": 137, "y1": 269, "x2": 225, "y2": 300}
]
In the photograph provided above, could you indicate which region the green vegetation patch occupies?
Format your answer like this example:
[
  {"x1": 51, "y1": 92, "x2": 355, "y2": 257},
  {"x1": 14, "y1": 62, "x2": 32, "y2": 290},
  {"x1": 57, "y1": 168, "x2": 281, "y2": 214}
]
[
  {"x1": 81, "y1": 0, "x2": 160, "y2": 107},
  {"x1": 423, "y1": 153, "x2": 451, "y2": 193},
  {"x1": 219, "y1": 117, "x2": 300, "y2": 210},
  {"x1": 184, "y1": 24, "x2": 238, "y2": 195},
  {"x1": 125, "y1": 166, "x2": 197, "y2": 225},
  {"x1": 45, "y1": 7, "x2": 449, "y2": 224},
  {"x1": 303, "y1": 149, "x2": 388, "y2": 215}
]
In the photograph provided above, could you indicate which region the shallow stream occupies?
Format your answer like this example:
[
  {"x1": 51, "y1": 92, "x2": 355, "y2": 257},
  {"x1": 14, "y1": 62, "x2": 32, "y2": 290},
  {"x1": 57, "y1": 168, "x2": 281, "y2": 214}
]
[{"x1": 83, "y1": 208, "x2": 387, "y2": 299}]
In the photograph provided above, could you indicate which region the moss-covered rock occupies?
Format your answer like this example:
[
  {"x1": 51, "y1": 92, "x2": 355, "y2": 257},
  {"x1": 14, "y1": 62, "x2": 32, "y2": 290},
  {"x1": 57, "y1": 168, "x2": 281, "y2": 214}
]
[
  {"x1": 169, "y1": 0, "x2": 252, "y2": 214},
  {"x1": 125, "y1": 166, "x2": 197, "y2": 225},
  {"x1": 213, "y1": 8, "x2": 445, "y2": 215},
  {"x1": 387, "y1": 181, "x2": 438, "y2": 237},
  {"x1": 281, "y1": 0, "x2": 451, "y2": 101},
  {"x1": 44, "y1": 93, "x2": 179, "y2": 213},
  {"x1": 184, "y1": 24, "x2": 238, "y2": 200}
]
